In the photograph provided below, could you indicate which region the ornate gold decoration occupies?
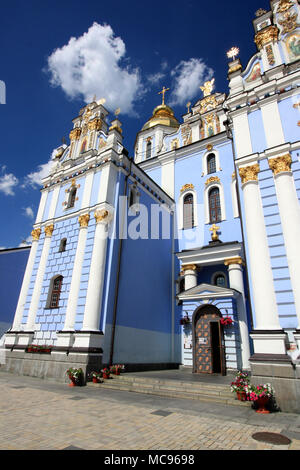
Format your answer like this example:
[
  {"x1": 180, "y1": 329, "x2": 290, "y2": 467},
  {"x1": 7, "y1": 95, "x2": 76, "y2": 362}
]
[
  {"x1": 228, "y1": 63, "x2": 242, "y2": 74},
  {"x1": 69, "y1": 128, "x2": 81, "y2": 141},
  {"x1": 255, "y1": 25, "x2": 279, "y2": 49},
  {"x1": 186, "y1": 101, "x2": 191, "y2": 113},
  {"x1": 239, "y1": 164, "x2": 260, "y2": 184},
  {"x1": 255, "y1": 8, "x2": 267, "y2": 17},
  {"x1": 88, "y1": 118, "x2": 102, "y2": 131},
  {"x1": 180, "y1": 183, "x2": 194, "y2": 193},
  {"x1": 246, "y1": 63, "x2": 261, "y2": 82},
  {"x1": 266, "y1": 44, "x2": 276, "y2": 65},
  {"x1": 181, "y1": 264, "x2": 197, "y2": 272},
  {"x1": 94, "y1": 209, "x2": 109, "y2": 223},
  {"x1": 210, "y1": 224, "x2": 220, "y2": 242},
  {"x1": 199, "y1": 95, "x2": 218, "y2": 114},
  {"x1": 109, "y1": 123, "x2": 122, "y2": 134},
  {"x1": 268, "y1": 154, "x2": 292, "y2": 175},
  {"x1": 278, "y1": 10, "x2": 299, "y2": 35},
  {"x1": 277, "y1": 0, "x2": 294, "y2": 14},
  {"x1": 158, "y1": 86, "x2": 170, "y2": 105},
  {"x1": 224, "y1": 257, "x2": 244, "y2": 266},
  {"x1": 200, "y1": 79, "x2": 215, "y2": 97},
  {"x1": 181, "y1": 124, "x2": 192, "y2": 146},
  {"x1": 44, "y1": 224, "x2": 54, "y2": 237},
  {"x1": 171, "y1": 138, "x2": 179, "y2": 150},
  {"x1": 142, "y1": 103, "x2": 179, "y2": 131},
  {"x1": 205, "y1": 176, "x2": 220, "y2": 186},
  {"x1": 207, "y1": 144, "x2": 213, "y2": 151},
  {"x1": 99, "y1": 137, "x2": 107, "y2": 149},
  {"x1": 293, "y1": 102, "x2": 300, "y2": 109},
  {"x1": 31, "y1": 228, "x2": 41, "y2": 241},
  {"x1": 78, "y1": 214, "x2": 90, "y2": 228}
]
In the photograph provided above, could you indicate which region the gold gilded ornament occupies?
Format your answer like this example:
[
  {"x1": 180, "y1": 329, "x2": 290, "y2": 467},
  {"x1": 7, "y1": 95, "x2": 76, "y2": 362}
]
[
  {"x1": 239, "y1": 164, "x2": 260, "y2": 183},
  {"x1": 78, "y1": 214, "x2": 90, "y2": 228},
  {"x1": 200, "y1": 79, "x2": 215, "y2": 97},
  {"x1": 205, "y1": 176, "x2": 220, "y2": 186},
  {"x1": 44, "y1": 224, "x2": 54, "y2": 237},
  {"x1": 69, "y1": 128, "x2": 82, "y2": 141},
  {"x1": 31, "y1": 228, "x2": 41, "y2": 241},
  {"x1": 278, "y1": 10, "x2": 299, "y2": 35},
  {"x1": 181, "y1": 264, "x2": 197, "y2": 272},
  {"x1": 224, "y1": 257, "x2": 244, "y2": 266},
  {"x1": 158, "y1": 86, "x2": 170, "y2": 105},
  {"x1": 180, "y1": 183, "x2": 194, "y2": 193},
  {"x1": 210, "y1": 224, "x2": 220, "y2": 242},
  {"x1": 268, "y1": 154, "x2": 292, "y2": 175},
  {"x1": 94, "y1": 209, "x2": 109, "y2": 223},
  {"x1": 277, "y1": 0, "x2": 294, "y2": 14},
  {"x1": 255, "y1": 25, "x2": 279, "y2": 49}
]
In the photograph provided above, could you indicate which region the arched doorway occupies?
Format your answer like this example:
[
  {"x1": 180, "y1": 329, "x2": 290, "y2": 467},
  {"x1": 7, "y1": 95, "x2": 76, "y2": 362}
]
[{"x1": 193, "y1": 305, "x2": 226, "y2": 375}]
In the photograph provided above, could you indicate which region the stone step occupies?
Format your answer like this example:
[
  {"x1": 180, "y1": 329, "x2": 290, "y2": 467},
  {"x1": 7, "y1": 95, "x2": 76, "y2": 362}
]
[{"x1": 88, "y1": 376, "x2": 250, "y2": 407}]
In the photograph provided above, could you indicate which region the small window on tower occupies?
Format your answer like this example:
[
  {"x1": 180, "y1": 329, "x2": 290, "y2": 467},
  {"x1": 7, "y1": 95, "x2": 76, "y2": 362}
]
[
  {"x1": 58, "y1": 238, "x2": 67, "y2": 252},
  {"x1": 183, "y1": 193, "x2": 194, "y2": 229},
  {"x1": 146, "y1": 141, "x2": 152, "y2": 159},
  {"x1": 67, "y1": 187, "x2": 77, "y2": 208},
  {"x1": 207, "y1": 153, "x2": 216, "y2": 174},
  {"x1": 47, "y1": 275, "x2": 63, "y2": 309}
]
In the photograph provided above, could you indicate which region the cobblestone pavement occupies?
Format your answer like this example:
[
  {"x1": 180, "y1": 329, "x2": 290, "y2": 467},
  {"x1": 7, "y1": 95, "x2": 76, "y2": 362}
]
[{"x1": 1, "y1": 371, "x2": 300, "y2": 451}]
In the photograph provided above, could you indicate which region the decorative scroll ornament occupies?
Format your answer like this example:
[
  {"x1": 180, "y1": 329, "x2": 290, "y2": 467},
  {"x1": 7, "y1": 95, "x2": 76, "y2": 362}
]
[
  {"x1": 268, "y1": 154, "x2": 292, "y2": 175},
  {"x1": 88, "y1": 118, "x2": 102, "y2": 131},
  {"x1": 277, "y1": 0, "x2": 294, "y2": 14},
  {"x1": 181, "y1": 264, "x2": 197, "y2": 272},
  {"x1": 180, "y1": 183, "x2": 194, "y2": 193},
  {"x1": 266, "y1": 44, "x2": 276, "y2": 65},
  {"x1": 228, "y1": 63, "x2": 242, "y2": 74},
  {"x1": 78, "y1": 214, "x2": 90, "y2": 228},
  {"x1": 255, "y1": 25, "x2": 279, "y2": 49},
  {"x1": 31, "y1": 228, "x2": 41, "y2": 241},
  {"x1": 205, "y1": 176, "x2": 220, "y2": 186},
  {"x1": 69, "y1": 128, "x2": 81, "y2": 141},
  {"x1": 278, "y1": 10, "x2": 300, "y2": 35},
  {"x1": 239, "y1": 164, "x2": 260, "y2": 184},
  {"x1": 224, "y1": 257, "x2": 244, "y2": 266},
  {"x1": 181, "y1": 124, "x2": 192, "y2": 146},
  {"x1": 94, "y1": 209, "x2": 109, "y2": 224},
  {"x1": 44, "y1": 224, "x2": 54, "y2": 237},
  {"x1": 255, "y1": 8, "x2": 267, "y2": 17}
]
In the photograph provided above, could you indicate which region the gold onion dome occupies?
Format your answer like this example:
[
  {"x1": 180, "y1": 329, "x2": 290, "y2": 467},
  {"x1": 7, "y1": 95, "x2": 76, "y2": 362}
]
[{"x1": 142, "y1": 104, "x2": 180, "y2": 131}]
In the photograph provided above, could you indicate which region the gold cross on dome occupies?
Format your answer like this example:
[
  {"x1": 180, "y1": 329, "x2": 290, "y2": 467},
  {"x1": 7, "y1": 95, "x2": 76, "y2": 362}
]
[
  {"x1": 186, "y1": 101, "x2": 191, "y2": 113},
  {"x1": 210, "y1": 224, "x2": 220, "y2": 241},
  {"x1": 158, "y1": 86, "x2": 170, "y2": 105}
]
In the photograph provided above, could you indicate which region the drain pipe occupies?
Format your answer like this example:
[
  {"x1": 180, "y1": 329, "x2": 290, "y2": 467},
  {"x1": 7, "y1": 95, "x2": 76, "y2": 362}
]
[{"x1": 109, "y1": 153, "x2": 132, "y2": 366}]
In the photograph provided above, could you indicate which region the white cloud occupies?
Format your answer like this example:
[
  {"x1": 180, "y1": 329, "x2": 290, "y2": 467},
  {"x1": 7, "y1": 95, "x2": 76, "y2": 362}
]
[
  {"x1": 24, "y1": 207, "x2": 34, "y2": 219},
  {"x1": 169, "y1": 58, "x2": 214, "y2": 106},
  {"x1": 0, "y1": 172, "x2": 18, "y2": 196},
  {"x1": 18, "y1": 235, "x2": 32, "y2": 247},
  {"x1": 47, "y1": 22, "x2": 143, "y2": 116},
  {"x1": 24, "y1": 159, "x2": 53, "y2": 188},
  {"x1": 147, "y1": 72, "x2": 165, "y2": 85}
]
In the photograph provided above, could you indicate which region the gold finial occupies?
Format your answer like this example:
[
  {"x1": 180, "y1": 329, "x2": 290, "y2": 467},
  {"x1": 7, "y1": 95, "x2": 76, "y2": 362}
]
[
  {"x1": 210, "y1": 224, "x2": 220, "y2": 242},
  {"x1": 200, "y1": 78, "x2": 215, "y2": 97},
  {"x1": 227, "y1": 47, "x2": 240, "y2": 61},
  {"x1": 186, "y1": 101, "x2": 191, "y2": 113},
  {"x1": 98, "y1": 97, "x2": 106, "y2": 105},
  {"x1": 158, "y1": 86, "x2": 170, "y2": 105}
]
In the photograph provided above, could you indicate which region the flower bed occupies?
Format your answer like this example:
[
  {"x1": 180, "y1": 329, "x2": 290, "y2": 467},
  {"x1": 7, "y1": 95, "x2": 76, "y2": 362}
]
[{"x1": 26, "y1": 344, "x2": 52, "y2": 354}]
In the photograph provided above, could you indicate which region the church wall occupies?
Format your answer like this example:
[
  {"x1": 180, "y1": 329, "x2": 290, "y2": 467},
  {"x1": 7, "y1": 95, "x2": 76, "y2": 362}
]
[
  {"x1": 278, "y1": 96, "x2": 300, "y2": 143},
  {"x1": 145, "y1": 167, "x2": 161, "y2": 187},
  {"x1": 248, "y1": 109, "x2": 268, "y2": 153},
  {"x1": 54, "y1": 176, "x2": 85, "y2": 219},
  {"x1": 41, "y1": 189, "x2": 53, "y2": 222}
]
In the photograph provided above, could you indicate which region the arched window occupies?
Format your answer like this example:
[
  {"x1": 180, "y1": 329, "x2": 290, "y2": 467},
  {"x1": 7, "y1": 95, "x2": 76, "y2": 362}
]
[
  {"x1": 58, "y1": 238, "x2": 67, "y2": 252},
  {"x1": 214, "y1": 273, "x2": 226, "y2": 288},
  {"x1": 48, "y1": 275, "x2": 63, "y2": 309},
  {"x1": 146, "y1": 141, "x2": 152, "y2": 159},
  {"x1": 183, "y1": 193, "x2": 194, "y2": 229},
  {"x1": 209, "y1": 187, "x2": 221, "y2": 223},
  {"x1": 67, "y1": 187, "x2": 77, "y2": 208},
  {"x1": 207, "y1": 153, "x2": 216, "y2": 174}
]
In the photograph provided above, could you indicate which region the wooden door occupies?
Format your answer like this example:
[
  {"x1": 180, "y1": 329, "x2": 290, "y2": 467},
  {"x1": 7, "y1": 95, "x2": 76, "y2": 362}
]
[{"x1": 194, "y1": 310, "x2": 225, "y2": 374}]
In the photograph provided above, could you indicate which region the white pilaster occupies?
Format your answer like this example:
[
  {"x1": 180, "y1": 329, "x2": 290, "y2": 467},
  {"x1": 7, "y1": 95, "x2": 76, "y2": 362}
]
[
  {"x1": 238, "y1": 164, "x2": 282, "y2": 337},
  {"x1": 62, "y1": 214, "x2": 90, "y2": 331},
  {"x1": 81, "y1": 172, "x2": 94, "y2": 210},
  {"x1": 232, "y1": 110, "x2": 252, "y2": 158},
  {"x1": 81, "y1": 209, "x2": 113, "y2": 333},
  {"x1": 269, "y1": 155, "x2": 300, "y2": 328},
  {"x1": 11, "y1": 229, "x2": 41, "y2": 332},
  {"x1": 35, "y1": 191, "x2": 47, "y2": 224},
  {"x1": 25, "y1": 224, "x2": 54, "y2": 332},
  {"x1": 259, "y1": 97, "x2": 285, "y2": 148},
  {"x1": 161, "y1": 158, "x2": 175, "y2": 199},
  {"x1": 47, "y1": 185, "x2": 60, "y2": 220},
  {"x1": 225, "y1": 258, "x2": 250, "y2": 369}
]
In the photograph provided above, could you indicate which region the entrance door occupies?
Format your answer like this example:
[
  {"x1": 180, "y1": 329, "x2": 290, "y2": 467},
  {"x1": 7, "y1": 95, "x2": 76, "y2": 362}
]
[{"x1": 194, "y1": 308, "x2": 225, "y2": 375}]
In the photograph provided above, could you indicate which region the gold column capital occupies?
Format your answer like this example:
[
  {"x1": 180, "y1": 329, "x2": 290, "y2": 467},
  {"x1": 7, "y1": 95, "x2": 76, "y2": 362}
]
[
  {"x1": 224, "y1": 257, "x2": 244, "y2": 266},
  {"x1": 31, "y1": 228, "x2": 41, "y2": 241},
  {"x1": 254, "y1": 25, "x2": 279, "y2": 50},
  {"x1": 44, "y1": 224, "x2": 54, "y2": 238},
  {"x1": 94, "y1": 209, "x2": 109, "y2": 224},
  {"x1": 268, "y1": 154, "x2": 292, "y2": 176},
  {"x1": 69, "y1": 128, "x2": 82, "y2": 141},
  {"x1": 239, "y1": 164, "x2": 260, "y2": 184},
  {"x1": 78, "y1": 214, "x2": 90, "y2": 228},
  {"x1": 182, "y1": 264, "x2": 197, "y2": 272}
]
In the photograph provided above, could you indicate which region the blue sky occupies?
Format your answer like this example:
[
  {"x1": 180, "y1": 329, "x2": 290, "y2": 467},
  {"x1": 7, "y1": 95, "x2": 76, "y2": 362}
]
[{"x1": 0, "y1": 0, "x2": 269, "y2": 248}]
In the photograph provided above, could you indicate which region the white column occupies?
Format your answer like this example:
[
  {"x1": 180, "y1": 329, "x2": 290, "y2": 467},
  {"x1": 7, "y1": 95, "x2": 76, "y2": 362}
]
[
  {"x1": 260, "y1": 97, "x2": 285, "y2": 148},
  {"x1": 11, "y1": 228, "x2": 42, "y2": 331},
  {"x1": 47, "y1": 185, "x2": 60, "y2": 220},
  {"x1": 182, "y1": 265, "x2": 197, "y2": 291},
  {"x1": 239, "y1": 164, "x2": 286, "y2": 355},
  {"x1": 25, "y1": 224, "x2": 54, "y2": 332},
  {"x1": 224, "y1": 257, "x2": 251, "y2": 369},
  {"x1": 62, "y1": 214, "x2": 90, "y2": 331},
  {"x1": 269, "y1": 155, "x2": 300, "y2": 328},
  {"x1": 82, "y1": 209, "x2": 112, "y2": 331},
  {"x1": 81, "y1": 172, "x2": 94, "y2": 210},
  {"x1": 232, "y1": 110, "x2": 252, "y2": 158}
]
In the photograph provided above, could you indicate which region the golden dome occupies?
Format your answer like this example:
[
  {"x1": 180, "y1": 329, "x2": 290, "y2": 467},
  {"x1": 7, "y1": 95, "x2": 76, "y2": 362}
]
[{"x1": 142, "y1": 104, "x2": 179, "y2": 131}]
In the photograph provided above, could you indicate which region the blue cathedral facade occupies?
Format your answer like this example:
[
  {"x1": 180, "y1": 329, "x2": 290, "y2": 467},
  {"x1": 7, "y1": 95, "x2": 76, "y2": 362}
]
[{"x1": 2, "y1": 0, "x2": 300, "y2": 412}]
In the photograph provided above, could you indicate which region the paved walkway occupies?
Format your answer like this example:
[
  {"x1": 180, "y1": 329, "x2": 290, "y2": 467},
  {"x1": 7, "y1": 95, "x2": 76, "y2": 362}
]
[{"x1": 0, "y1": 370, "x2": 300, "y2": 451}]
